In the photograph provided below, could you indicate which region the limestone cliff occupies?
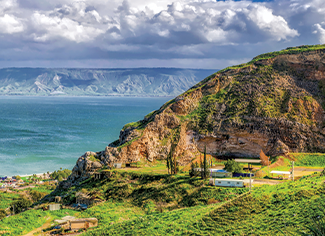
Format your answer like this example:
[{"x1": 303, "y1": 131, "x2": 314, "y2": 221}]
[{"x1": 69, "y1": 45, "x2": 325, "y2": 182}]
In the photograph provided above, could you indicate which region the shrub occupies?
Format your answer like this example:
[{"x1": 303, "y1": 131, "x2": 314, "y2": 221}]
[
  {"x1": 0, "y1": 209, "x2": 6, "y2": 220},
  {"x1": 224, "y1": 159, "x2": 243, "y2": 173},
  {"x1": 10, "y1": 197, "x2": 32, "y2": 214}
]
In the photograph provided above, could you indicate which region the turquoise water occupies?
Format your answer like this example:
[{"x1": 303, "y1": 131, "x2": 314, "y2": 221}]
[{"x1": 0, "y1": 96, "x2": 171, "y2": 176}]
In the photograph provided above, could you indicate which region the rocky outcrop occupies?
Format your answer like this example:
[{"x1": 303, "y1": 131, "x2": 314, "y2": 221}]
[{"x1": 69, "y1": 46, "x2": 325, "y2": 183}]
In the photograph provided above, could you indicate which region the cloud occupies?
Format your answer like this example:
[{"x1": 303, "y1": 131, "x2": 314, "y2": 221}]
[
  {"x1": 0, "y1": 0, "x2": 324, "y2": 69},
  {"x1": 313, "y1": 23, "x2": 325, "y2": 44},
  {"x1": 0, "y1": 14, "x2": 24, "y2": 34},
  {"x1": 31, "y1": 12, "x2": 104, "y2": 43}
]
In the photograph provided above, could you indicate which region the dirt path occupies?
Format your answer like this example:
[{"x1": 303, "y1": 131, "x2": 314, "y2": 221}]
[{"x1": 23, "y1": 217, "x2": 52, "y2": 236}]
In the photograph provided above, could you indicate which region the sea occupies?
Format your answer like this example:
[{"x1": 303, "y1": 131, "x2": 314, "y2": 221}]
[{"x1": 0, "y1": 96, "x2": 171, "y2": 177}]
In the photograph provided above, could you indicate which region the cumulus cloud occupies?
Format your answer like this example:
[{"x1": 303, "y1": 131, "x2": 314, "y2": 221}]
[
  {"x1": 313, "y1": 23, "x2": 325, "y2": 44},
  {"x1": 0, "y1": 0, "x2": 324, "y2": 68},
  {"x1": 0, "y1": 14, "x2": 24, "y2": 34}
]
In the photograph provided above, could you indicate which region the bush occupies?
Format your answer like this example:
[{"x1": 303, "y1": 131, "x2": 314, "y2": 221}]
[
  {"x1": 0, "y1": 209, "x2": 6, "y2": 220},
  {"x1": 189, "y1": 162, "x2": 200, "y2": 177},
  {"x1": 10, "y1": 197, "x2": 32, "y2": 214},
  {"x1": 29, "y1": 190, "x2": 47, "y2": 202},
  {"x1": 224, "y1": 159, "x2": 243, "y2": 173}
]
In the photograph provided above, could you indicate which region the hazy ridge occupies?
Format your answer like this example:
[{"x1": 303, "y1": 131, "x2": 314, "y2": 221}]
[{"x1": 0, "y1": 68, "x2": 216, "y2": 97}]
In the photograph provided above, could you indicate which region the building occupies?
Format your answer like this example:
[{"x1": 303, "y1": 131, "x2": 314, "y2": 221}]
[
  {"x1": 55, "y1": 196, "x2": 62, "y2": 203},
  {"x1": 210, "y1": 169, "x2": 233, "y2": 178},
  {"x1": 70, "y1": 218, "x2": 98, "y2": 230},
  {"x1": 270, "y1": 170, "x2": 291, "y2": 179},
  {"x1": 49, "y1": 204, "x2": 61, "y2": 211},
  {"x1": 54, "y1": 217, "x2": 98, "y2": 231},
  {"x1": 194, "y1": 168, "x2": 232, "y2": 178},
  {"x1": 113, "y1": 163, "x2": 122, "y2": 169},
  {"x1": 212, "y1": 178, "x2": 252, "y2": 187}
]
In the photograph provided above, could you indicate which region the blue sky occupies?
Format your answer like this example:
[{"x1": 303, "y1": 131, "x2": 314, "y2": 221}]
[{"x1": 0, "y1": 0, "x2": 324, "y2": 69}]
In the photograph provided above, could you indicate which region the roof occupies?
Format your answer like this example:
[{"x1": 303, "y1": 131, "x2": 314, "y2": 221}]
[
  {"x1": 270, "y1": 171, "x2": 291, "y2": 175},
  {"x1": 234, "y1": 159, "x2": 262, "y2": 163},
  {"x1": 212, "y1": 178, "x2": 253, "y2": 183},
  {"x1": 70, "y1": 218, "x2": 98, "y2": 224}
]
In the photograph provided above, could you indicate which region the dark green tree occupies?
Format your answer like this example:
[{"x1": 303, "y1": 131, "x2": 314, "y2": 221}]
[
  {"x1": 10, "y1": 197, "x2": 32, "y2": 214},
  {"x1": 224, "y1": 159, "x2": 243, "y2": 173},
  {"x1": 189, "y1": 161, "x2": 199, "y2": 177},
  {"x1": 201, "y1": 146, "x2": 210, "y2": 179},
  {"x1": 166, "y1": 146, "x2": 172, "y2": 174},
  {"x1": 0, "y1": 209, "x2": 6, "y2": 220}
]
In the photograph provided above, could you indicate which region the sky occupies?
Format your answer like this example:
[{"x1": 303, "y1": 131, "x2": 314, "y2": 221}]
[{"x1": 0, "y1": 0, "x2": 324, "y2": 69}]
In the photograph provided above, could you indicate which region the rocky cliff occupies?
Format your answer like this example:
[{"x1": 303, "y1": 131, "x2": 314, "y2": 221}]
[
  {"x1": 0, "y1": 68, "x2": 215, "y2": 97},
  {"x1": 68, "y1": 45, "x2": 325, "y2": 182}
]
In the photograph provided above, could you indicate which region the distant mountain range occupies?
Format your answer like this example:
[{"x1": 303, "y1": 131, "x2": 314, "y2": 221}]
[{"x1": 0, "y1": 68, "x2": 217, "y2": 96}]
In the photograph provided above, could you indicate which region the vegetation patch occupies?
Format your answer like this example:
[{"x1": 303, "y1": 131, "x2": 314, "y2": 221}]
[{"x1": 291, "y1": 153, "x2": 325, "y2": 167}]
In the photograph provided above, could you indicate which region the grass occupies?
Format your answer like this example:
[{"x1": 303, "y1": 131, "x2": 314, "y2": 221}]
[
  {"x1": 291, "y1": 153, "x2": 325, "y2": 167},
  {"x1": 0, "y1": 208, "x2": 78, "y2": 236},
  {"x1": 83, "y1": 203, "x2": 222, "y2": 236},
  {"x1": 79, "y1": 173, "x2": 325, "y2": 235},
  {"x1": 0, "y1": 192, "x2": 20, "y2": 209}
]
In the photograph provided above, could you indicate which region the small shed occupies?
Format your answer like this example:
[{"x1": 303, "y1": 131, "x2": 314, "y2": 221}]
[
  {"x1": 49, "y1": 204, "x2": 61, "y2": 211},
  {"x1": 70, "y1": 218, "x2": 98, "y2": 230},
  {"x1": 270, "y1": 171, "x2": 291, "y2": 179},
  {"x1": 210, "y1": 169, "x2": 233, "y2": 178},
  {"x1": 55, "y1": 196, "x2": 62, "y2": 203},
  {"x1": 113, "y1": 163, "x2": 122, "y2": 169},
  {"x1": 213, "y1": 178, "x2": 252, "y2": 187}
]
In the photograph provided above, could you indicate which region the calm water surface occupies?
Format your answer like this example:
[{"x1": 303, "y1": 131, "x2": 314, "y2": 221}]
[{"x1": 0, "y1": 96, "x2": 170, "y2": 176}]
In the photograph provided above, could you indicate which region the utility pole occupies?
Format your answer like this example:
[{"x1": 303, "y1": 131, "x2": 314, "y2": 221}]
[
  {"x1": 267, "y1": 157, "x2": 270, "y2": 176},
  {"x1": 291, "y1": 161, "x2": 294, "y2": 181}
]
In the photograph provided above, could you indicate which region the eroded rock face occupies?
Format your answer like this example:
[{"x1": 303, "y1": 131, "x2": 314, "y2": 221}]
[
  {"x1": 68, "y1": 47, "x2": 325, "y2": 183},
  {"x1": 68, "y1": 151, "x2": 102, "y2": 183}
]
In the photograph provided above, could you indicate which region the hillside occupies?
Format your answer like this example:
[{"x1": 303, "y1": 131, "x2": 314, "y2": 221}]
[
  {"x1": 0, "y1": 68, "x2": 215, "y2": 97},
  {"x1": 68, "y1": 44, "x2": 325, "y2": 183}
]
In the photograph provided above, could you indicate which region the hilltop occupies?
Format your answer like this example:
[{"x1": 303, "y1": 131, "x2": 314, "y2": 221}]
[
  {"x1": 69, "y1": 44, "x2": 325, "y2": 182},
  {"x1": 0, "y1": 68, "x2": 215, "y2": 97}
]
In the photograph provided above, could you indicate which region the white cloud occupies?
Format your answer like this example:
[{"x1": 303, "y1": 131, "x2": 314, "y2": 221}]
[
  {"x1": 0, "y1": 0, "x2": 325, "y2": 68},
  {"x1": 313, "y1": 23, "x2": 325, "y2": 44},
  {"x1": 31, "y1": 12, "x2": 104, "y2": 43},
  {"x1": 0, "y1": 14, "x2": 24, "y2": 34}
]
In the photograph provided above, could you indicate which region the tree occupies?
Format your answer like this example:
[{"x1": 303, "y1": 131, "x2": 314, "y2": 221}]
[
  {"x1": 10, "y1": 197, "x2": 32, "y2": 214},
  {"x1": 189, "y1": 161, "x2": 199, "y2": 177},
  {"x1": 201, "y1": 146, "x2": 210, "y2": 179},
  {"x1": 0, "y1": 209, "x2": 6, "y2": 220},
  {"x1": 29, "y1": 190, "x2": 47, "y2": 202},
  {"x1": 166, "y1": 147, "x2": 171, "y2": 175},
  {"x1": 167, "y1": 145, "x2": 178, "y2": 175},
  {"x1": 224, "y1": 159, "x2": 243, "y2": 173}
]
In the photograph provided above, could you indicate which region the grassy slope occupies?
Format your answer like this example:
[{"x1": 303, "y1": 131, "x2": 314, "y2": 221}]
[
  {"x1": 81, "y1": 174, "x2": 325, "y2": 235},
  {"x1": 291, "y1": 153, "x2": 325, "y2": 167},
  {"x1": 0, "y1": 192, "x2": 20, "y2": 209},
  {"x1": 199, "y1": 175, "x2": 325, "y2": 235},
  {"x1": 0, "y1": 208, "x2": 78, "y2": 236}
]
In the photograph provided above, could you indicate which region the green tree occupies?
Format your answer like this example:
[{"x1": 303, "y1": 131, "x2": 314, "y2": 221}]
[
  {"x1": 29, "y1": 190, "x2": 47, "y2": 202},
  {"x1": 201, "y1": 146, "x2": 210, "y2": 179},
  {"x1": 10, "y1": 197, "x2": 32, "y2": 214},
  {"x1": 224, "y1": 159, "x2": 243, "y2": 173},
  {"x1": 189, "y1": 161, "x2": 199, "y2": 177},
  {"x1": 0, "y1": 209, "x2": 6, "y2": 220}
]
